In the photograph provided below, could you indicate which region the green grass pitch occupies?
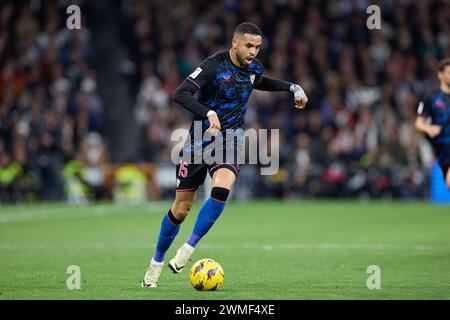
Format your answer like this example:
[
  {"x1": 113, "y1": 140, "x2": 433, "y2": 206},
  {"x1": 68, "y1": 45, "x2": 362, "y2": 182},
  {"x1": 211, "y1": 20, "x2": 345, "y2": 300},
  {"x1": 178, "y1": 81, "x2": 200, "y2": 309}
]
[{"x1": 0, "y1": 200, "x2": 449, "y2": 299}]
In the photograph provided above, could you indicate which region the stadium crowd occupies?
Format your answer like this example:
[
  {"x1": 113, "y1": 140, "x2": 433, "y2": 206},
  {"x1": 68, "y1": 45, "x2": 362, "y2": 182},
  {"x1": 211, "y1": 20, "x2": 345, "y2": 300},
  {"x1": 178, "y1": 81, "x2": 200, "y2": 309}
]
[
  {"x1": 1, "y1": 0, "x2": 449, "y2": 202},
  {"x1": 0, "y1": 1, "x2": 103, "y2": 202}
]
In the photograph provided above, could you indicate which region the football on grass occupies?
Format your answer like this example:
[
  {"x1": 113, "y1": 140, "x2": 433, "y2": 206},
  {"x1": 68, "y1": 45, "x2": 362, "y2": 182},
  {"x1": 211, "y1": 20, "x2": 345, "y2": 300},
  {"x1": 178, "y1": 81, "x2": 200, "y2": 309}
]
[{"x1": 189, "y1": 258, "x2": 224, "y2": 291}]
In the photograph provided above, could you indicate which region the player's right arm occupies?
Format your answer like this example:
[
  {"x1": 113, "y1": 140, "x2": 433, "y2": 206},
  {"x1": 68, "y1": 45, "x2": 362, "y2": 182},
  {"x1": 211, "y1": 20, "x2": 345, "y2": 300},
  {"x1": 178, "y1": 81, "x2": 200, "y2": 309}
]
[
  {"x1": 415, "y1": 97, "x2": 442, "y2": 138},
  {"x1": 173, "y1": 59, "x2": 221, "y2": 132}
]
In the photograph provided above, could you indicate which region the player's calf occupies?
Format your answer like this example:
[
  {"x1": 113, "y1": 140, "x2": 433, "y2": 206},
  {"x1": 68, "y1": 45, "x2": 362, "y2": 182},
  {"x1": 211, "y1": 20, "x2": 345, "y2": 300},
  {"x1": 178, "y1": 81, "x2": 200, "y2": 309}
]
[
  {"x1": 169, "y1": 187, "x2": 230, "y2": 274},
  {"x1": 187, "y1": 186, "x2": 230, "y2": 248}
]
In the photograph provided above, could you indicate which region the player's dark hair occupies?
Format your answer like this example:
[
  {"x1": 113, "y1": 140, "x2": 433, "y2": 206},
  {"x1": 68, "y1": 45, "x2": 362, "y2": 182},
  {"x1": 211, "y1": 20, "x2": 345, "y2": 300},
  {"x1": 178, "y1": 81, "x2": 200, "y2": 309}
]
[
  {"x1": 234, "y1": 22, "x2": 262, "y2": 36},
  {"x1": 438, "y1": 58, "x2": 450, "y2": 71}
]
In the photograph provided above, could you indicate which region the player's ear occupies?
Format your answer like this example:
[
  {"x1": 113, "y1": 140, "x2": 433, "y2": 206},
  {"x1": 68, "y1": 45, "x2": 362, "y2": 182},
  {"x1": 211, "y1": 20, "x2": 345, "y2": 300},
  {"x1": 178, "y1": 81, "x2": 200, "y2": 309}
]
[{"x1": 232, "y1": 36, "x2": 238, "y2": 49}]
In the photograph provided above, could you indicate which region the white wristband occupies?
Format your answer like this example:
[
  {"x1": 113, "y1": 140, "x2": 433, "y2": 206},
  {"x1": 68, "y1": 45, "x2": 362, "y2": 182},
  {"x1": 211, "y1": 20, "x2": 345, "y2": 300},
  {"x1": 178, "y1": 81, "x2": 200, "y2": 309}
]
[
  {"x1": 290, "y1": 84, "x2": 306, "y2": 99},
  {"x1": 206, "y1": 110, "x2": 217, "y2": 117}
]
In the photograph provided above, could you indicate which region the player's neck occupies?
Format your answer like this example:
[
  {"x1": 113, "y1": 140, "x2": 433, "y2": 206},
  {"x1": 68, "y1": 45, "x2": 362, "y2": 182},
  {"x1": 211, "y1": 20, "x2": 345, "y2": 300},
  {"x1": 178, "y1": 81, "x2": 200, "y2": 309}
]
[
  {"x1": 440, "y1": 83, "x2": 450, "y2": 95},
  {"x1": 228, "y1": 49, "x2": 244, "y2": 69}
]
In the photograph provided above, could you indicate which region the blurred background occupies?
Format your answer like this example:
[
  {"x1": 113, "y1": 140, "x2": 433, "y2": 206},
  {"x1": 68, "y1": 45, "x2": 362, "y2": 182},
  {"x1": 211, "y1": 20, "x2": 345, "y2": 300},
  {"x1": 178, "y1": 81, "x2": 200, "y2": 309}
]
[{"x1": 1, "y1": 0, "x2": 449, "y2": 204}]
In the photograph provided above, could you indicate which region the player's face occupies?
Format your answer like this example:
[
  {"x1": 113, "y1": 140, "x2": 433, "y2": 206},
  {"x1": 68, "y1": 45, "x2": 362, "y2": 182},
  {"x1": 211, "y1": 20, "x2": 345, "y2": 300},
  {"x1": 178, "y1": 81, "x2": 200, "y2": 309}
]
[
  {"x1": 438, "y1": 65, "x2": 450, "y2": 87},
  {"x1": 232, "y1": 33, "x2": 262, "y2": 67}
]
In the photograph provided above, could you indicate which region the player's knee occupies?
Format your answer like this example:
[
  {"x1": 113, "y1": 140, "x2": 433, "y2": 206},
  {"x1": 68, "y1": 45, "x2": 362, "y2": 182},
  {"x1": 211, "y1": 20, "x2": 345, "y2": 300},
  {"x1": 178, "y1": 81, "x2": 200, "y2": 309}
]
[
  {"x1": 212, "y1": 168, "x2": 237, "y2": 189},
  {"x1": 210, "y1": 187, "x2": 230, "y2": 203},
  {"x1": 172, "y1": 199, "x2": 193, "y2": 221},
  {"x1": 172, "y1": 209, "x2": 188, "y2": 222}
]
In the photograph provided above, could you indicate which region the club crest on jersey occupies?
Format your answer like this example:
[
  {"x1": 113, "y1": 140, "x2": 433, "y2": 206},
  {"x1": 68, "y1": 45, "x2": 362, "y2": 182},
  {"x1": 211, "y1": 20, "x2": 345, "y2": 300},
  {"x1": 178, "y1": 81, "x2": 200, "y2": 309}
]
[
  {"x1": 436, "y1": 100, "x2": 444, "y2": 108},
  {"x1": 221, "y1": 71, "x2": 231, "y2": 82},
  {"x1": 250, "y1": 74, "x2": 255, "y2": 84}
]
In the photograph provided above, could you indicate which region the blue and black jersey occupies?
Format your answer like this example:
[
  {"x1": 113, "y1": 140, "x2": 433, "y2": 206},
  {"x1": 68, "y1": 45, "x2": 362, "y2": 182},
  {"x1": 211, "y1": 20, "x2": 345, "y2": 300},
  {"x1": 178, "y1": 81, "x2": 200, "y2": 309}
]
[
  {"x1": 417, "y1": 90, "x2": 450, "y2": 173},
  {"x1": 187, "y1": 51, "x2": 263, "y2": 131},
  {"x1": 174, "y1": 51, "x2": 292, "y2": 160}
]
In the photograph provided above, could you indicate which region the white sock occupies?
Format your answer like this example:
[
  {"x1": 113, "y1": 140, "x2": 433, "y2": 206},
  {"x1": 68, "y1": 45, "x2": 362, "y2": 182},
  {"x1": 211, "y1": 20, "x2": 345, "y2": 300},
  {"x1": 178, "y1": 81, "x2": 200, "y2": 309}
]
[{"x1": 151, "y1": 257, "x2": 164, "y2": 266}]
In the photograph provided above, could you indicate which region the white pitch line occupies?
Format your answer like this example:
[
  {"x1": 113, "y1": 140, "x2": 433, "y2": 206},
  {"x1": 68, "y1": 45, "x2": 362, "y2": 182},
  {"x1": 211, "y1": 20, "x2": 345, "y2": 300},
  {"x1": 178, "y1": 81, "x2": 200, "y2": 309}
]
[
  {"x1": 254, "y1": 243, "x2": 441, "y2": 251},
  {"x1": 0, "y1": 203, "x2": 169, "y2": 224},
  {"x1": 0, "y1": 201, "x2": 170, "y2": 214},
  {"x1": 0, "y1": 242, "x2": 446, "y2": 252}
]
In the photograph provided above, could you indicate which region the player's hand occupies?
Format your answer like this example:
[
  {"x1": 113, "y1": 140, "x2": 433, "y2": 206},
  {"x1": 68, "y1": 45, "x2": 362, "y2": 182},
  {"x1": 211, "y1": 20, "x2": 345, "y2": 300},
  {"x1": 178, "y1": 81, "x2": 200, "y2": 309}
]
[
  {"x1": 294, "y1": 95, "x2": 308, "y2": 109},
  {"x1": 207, "y1": 111, "x2": 221, "y2": 136},
  {"x1": 290, "y1": 84, "x2": 308, "y2": 109},
  {"x1": 426, "y1": 125, "x2": 442, "y2": 138}
]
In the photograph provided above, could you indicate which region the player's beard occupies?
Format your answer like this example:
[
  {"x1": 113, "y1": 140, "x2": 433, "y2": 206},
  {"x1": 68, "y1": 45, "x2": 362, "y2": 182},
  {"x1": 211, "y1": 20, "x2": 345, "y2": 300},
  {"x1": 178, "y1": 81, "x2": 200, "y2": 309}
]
[
  {"x1": 236, "y1": 52, "x2": 246, "y2": 67},
  {"x1": 236, "y1": 51, "x2": 252, "y2": 67}
]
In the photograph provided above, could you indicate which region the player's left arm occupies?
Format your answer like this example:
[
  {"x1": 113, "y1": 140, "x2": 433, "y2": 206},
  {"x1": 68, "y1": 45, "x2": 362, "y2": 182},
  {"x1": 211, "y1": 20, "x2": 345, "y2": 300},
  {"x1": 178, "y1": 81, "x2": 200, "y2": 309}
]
[
  {"x1": 254, "y1": 76, "x2": 308, "y2": 109},
  {"x1": 415, "y1": 96, "x2": 442, "y2": 138}
]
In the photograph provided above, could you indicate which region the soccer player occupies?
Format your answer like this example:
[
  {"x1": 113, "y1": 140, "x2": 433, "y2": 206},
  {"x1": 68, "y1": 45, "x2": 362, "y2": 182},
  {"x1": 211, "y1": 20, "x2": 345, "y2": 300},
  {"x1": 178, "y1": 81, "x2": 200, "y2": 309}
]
[
  {"x1": 141, "y1": 22, "x2": 308, "y2": 288},
  {"x1": 415, "y1": 57, "x2": 450, "y2": 189}
]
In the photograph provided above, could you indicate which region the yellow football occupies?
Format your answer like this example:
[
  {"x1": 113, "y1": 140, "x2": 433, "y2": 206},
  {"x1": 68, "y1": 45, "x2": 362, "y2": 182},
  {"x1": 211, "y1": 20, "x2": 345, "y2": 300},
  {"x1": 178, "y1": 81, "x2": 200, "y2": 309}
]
[{"x1": 189, "y1": 258, "x2": 224, "y2": 291}]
